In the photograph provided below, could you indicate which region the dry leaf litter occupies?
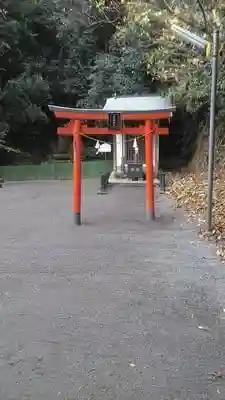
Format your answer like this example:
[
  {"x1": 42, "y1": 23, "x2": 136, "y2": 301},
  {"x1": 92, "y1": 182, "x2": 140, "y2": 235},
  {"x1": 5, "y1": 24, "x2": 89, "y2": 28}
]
[{"x1": 167, "y1": 162, "x2": 225, "y2": 261}]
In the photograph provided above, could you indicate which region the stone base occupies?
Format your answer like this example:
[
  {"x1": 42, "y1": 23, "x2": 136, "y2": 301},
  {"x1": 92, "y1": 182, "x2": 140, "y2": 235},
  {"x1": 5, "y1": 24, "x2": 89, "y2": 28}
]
[{"x1": 109, "y1": 171, "x2": 160, "y2": 186}]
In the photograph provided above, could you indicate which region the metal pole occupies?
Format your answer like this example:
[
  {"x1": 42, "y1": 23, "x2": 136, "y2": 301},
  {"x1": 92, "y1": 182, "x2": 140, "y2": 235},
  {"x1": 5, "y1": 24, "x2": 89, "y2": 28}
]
[{"x1": 207, "y1": 29, "x2": 219, "y2": 231}]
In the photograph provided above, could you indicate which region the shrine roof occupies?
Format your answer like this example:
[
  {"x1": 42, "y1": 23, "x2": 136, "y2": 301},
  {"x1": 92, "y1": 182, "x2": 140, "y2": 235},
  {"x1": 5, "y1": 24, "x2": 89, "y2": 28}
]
[{"x1": 103, "y1": 95, "x2": 175, "y2": 112}]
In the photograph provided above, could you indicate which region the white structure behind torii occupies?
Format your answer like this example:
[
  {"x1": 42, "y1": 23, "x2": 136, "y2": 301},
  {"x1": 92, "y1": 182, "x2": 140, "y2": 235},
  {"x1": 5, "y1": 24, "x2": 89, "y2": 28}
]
[{"x1": 103, "y1": 95, "x2": 173, "y2": 178}]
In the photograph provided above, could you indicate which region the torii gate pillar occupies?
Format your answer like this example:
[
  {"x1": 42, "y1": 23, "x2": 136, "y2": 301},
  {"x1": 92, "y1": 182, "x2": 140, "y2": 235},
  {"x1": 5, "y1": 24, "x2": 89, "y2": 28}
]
[
  {"x1": 73, "y1": 120, "x2": 81, "y2": 225},
  {"x1": 145, "y1": 120, "x2": 155, "y2": 220}
]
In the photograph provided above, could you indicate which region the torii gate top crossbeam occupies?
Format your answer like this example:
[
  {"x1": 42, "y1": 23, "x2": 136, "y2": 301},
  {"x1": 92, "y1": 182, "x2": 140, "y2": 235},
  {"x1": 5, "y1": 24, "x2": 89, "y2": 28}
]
[
  {"x1": 49, "y1": 105, "x2": 175, "y2": 121},
  {"x1": 49, "y1": 95, "x2": 175, "y2": 121}
]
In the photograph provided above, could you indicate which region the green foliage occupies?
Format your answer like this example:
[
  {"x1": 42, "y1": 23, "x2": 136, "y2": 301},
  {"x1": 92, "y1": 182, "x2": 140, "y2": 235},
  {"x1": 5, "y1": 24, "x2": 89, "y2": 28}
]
[
  {"x1": 1, "y1": 0, "x2": 225, "y2": 163},
  {"x1": 81, "y1": 46, "x2": 148, "y2": 107},
  {"x1": 0, "y1": 0, "x2": 99, "y2": 157}
]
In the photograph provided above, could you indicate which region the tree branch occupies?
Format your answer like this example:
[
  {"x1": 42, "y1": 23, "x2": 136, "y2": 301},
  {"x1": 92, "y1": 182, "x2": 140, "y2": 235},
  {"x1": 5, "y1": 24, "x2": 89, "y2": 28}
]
[
  {"x1": 162, "y1": 0, "x2": 207, "y2": 32},
  {"x1": 195, "y1": 0, "x2": 209, "y2": 32}
]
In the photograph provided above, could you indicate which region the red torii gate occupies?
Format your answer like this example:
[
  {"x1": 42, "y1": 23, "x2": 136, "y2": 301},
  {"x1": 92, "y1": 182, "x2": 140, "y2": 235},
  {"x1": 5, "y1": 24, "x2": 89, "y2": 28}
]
[{"x1": 49, "y1": 101, "x2": 175, "y2": 225}]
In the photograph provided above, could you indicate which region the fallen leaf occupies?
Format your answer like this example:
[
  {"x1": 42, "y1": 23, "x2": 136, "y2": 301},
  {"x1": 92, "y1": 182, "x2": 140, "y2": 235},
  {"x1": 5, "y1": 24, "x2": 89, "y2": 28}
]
[
  {"x1": 208, "y1": 371, "x2": 225, "y2": 381},
  {"x1": 198, "y1": 325, "x2": 212, "y2": 332},
  {"x1": 167, "y1": 166, "x2": 225, "y2": 261}
]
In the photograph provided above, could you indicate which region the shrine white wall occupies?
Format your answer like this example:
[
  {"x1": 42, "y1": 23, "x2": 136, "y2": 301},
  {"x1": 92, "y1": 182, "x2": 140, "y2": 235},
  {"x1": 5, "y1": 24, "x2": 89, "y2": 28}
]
[
  {"x1": 113, "y1": 133, "x2": 159, "y2": 176},
  {"x1": 113, "y1": 134, "x2": 125, "y2": 172}
]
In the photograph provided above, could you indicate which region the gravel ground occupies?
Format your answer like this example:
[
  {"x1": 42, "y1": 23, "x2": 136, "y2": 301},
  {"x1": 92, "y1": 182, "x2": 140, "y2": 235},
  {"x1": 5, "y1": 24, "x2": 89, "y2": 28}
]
[{"x1": 1, "y1": 179, "x2": 225, "y2": 400}]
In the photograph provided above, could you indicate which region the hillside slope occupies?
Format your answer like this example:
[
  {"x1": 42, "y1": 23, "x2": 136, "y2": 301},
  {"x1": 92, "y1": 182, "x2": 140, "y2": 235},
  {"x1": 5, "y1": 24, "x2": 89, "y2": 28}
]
[{"x1": 168, "y1": 136, "x2": 225, "y2": 260}]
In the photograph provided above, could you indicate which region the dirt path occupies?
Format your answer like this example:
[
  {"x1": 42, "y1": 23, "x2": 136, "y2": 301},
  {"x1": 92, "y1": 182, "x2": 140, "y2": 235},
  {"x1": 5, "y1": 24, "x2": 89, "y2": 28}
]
[{"x1": 1, "y1": 180, "x2": 225, "y2": 400}]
